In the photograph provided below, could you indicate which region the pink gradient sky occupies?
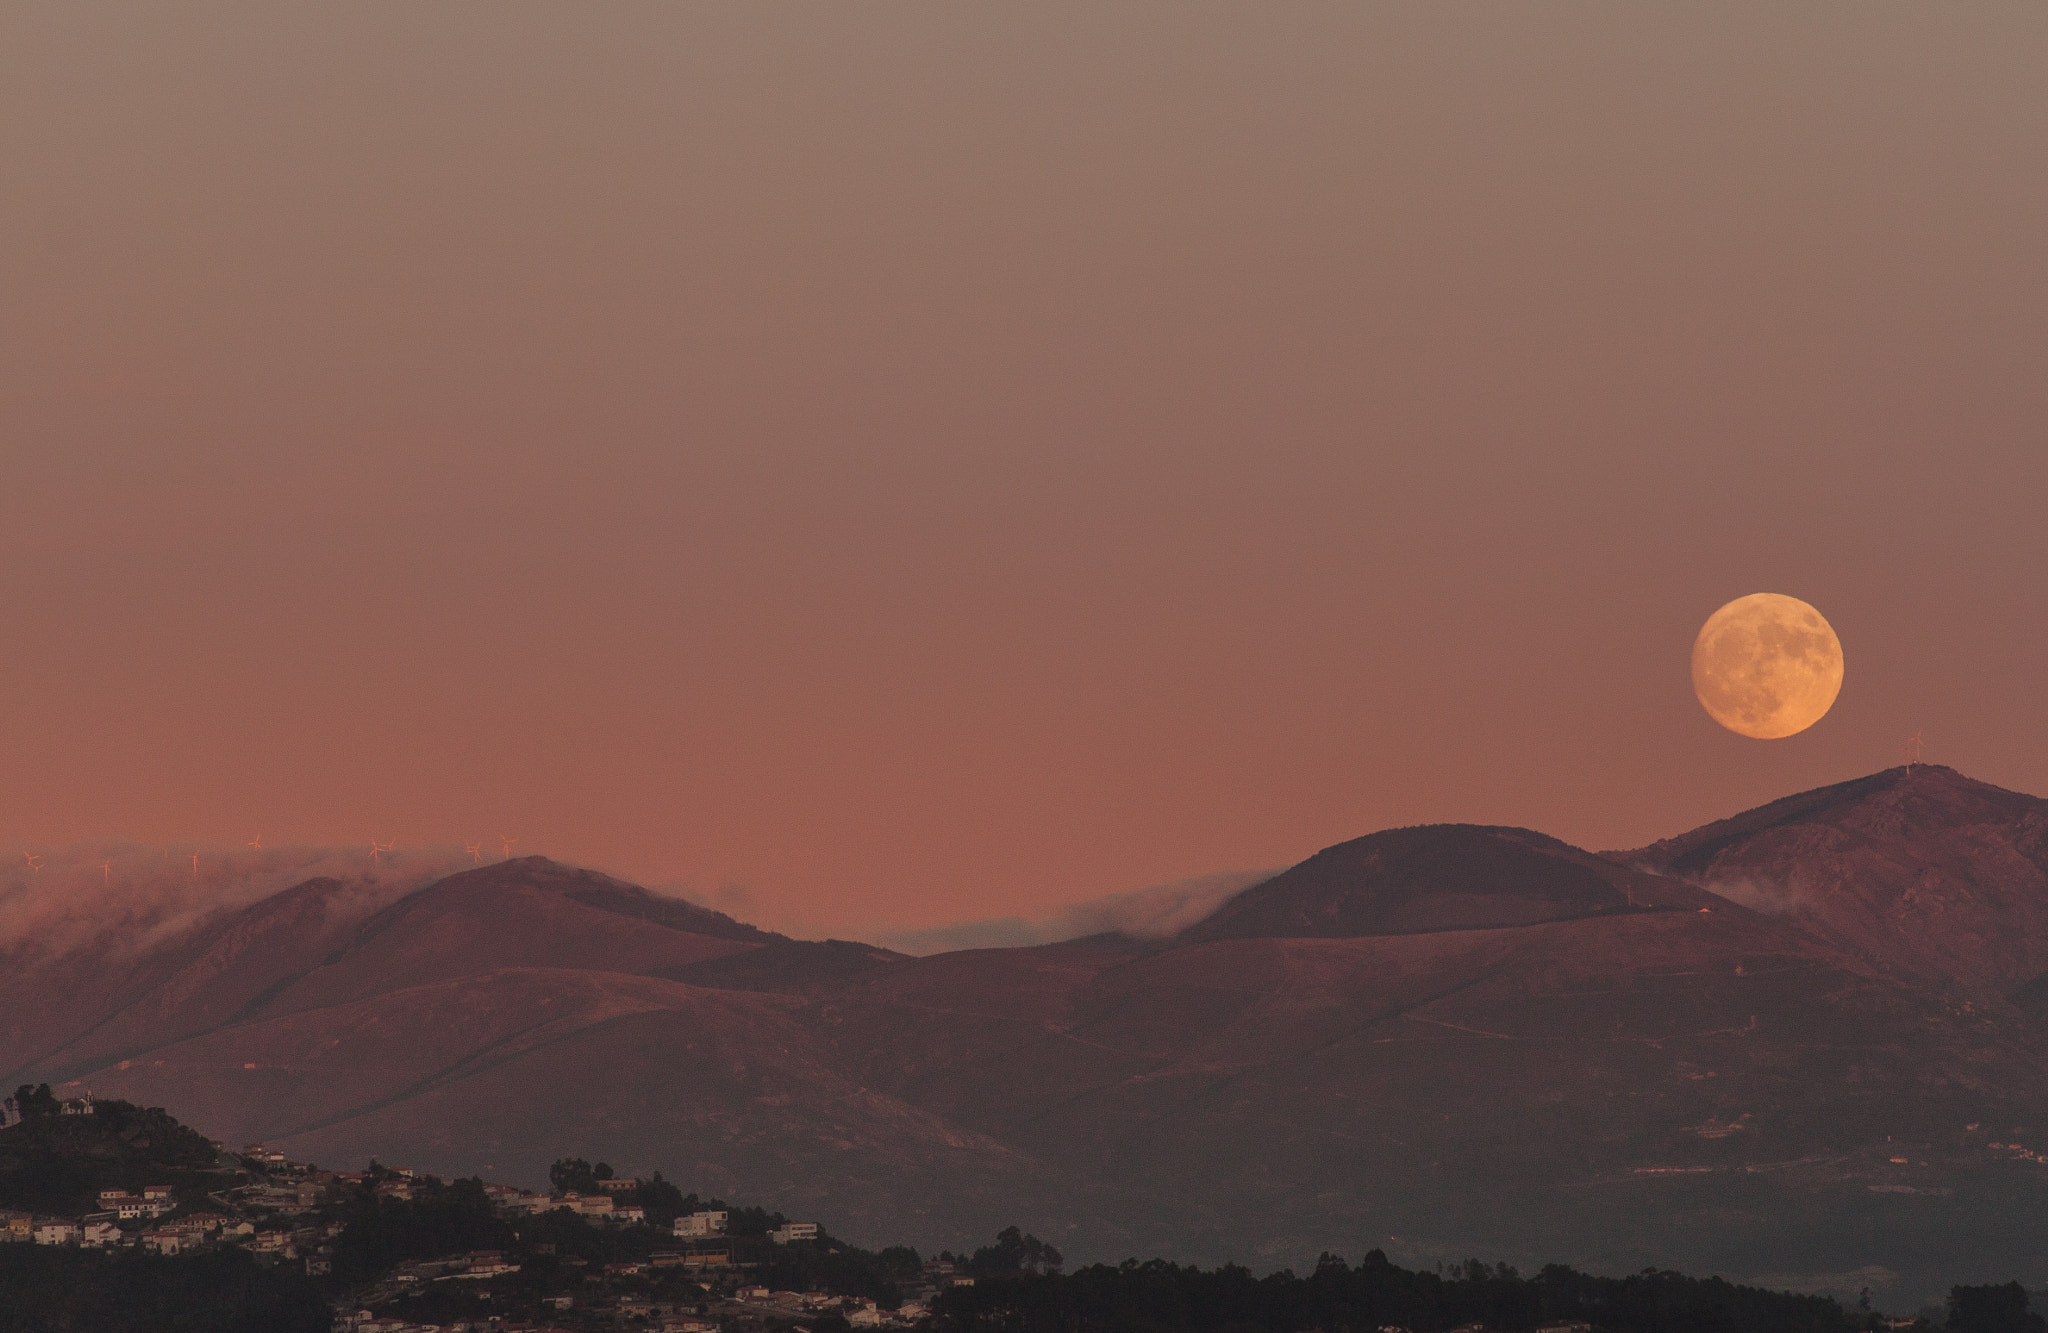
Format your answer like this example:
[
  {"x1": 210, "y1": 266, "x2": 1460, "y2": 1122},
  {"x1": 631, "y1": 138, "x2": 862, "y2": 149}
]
[{"x1": 2, "y1": 4, "x2": 2044, "y2": 938}]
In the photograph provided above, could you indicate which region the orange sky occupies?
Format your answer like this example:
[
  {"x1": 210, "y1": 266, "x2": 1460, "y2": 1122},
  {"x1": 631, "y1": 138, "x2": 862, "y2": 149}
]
[{"x1": 3, "y1": 4, "x2": 2044, "y2": 938}]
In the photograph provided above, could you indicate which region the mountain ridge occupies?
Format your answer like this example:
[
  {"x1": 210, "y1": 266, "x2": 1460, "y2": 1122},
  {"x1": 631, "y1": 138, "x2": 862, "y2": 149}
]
[
  {"x1": 7, "y1": 766, "x2": 2048, "y2": 1307},
  {"x1": 1615, "y1": 764, "x2": 2048, "y2": 1003}
]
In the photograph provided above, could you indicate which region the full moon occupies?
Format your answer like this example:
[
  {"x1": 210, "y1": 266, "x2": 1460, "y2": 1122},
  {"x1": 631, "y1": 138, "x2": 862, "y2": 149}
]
[{"x1": 1691, "y1": 593, "x2": 1844, "y2": 739}]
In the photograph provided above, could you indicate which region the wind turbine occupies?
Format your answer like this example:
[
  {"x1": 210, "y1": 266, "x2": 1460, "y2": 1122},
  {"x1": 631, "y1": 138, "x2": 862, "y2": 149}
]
[
  {"x1": 464, "y1": 842, "x2": 483, "y2": 865},
  {"x1": 499, "y1": 834, "x2": 517, "y2": 860},
  {"x1": 1906, "y1": 730, "x2": 1925, "y2": 771},
  {"x1": 369, "y1": 840, "x2": 394, "y2": 866},
  {"x1": 24, "y1": 853, "x2": 42, "y2": 875},
  {"x1": 101, "y1": 860, "x2": 112, "y2": 886},
  {"x1": 248, "y1": 834, "x2": 263, "y2": 850},
  {"x1": 190, "y1": 852, "x2": 199, "y2": 878}
]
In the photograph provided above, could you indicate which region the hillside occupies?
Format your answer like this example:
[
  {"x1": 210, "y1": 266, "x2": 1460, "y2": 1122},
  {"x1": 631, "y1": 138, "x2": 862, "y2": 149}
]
[
  {"x1": 1181, "y1": 824, "x2": 1721, "y2": 941},
  {"x1": 1618, "y1": 765, "x2": 2048, "y2": 1003},
  {"x1": 0, "y1": 1092, "x2": 226, "y2": 1215},
  {"x1": 5, "y1": 772, "x2": 2048, "y2": 1307}
]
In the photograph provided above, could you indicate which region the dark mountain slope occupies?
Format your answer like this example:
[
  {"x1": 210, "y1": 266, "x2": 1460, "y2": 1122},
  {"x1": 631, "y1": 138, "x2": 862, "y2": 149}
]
[
  {"x1": 814, "y1": 896, "x2": 2048, "y2": 1277},
  {"x1": 260, "y1": 858, "x2": 769, "y2": 1016},
  {"x1": 0, "y1": 872, "x2": 417, "y2": 1086},
  {"x1": 655, "y1": 938, "x2": 909, "y2": 993},
  {"x1": 1620, "y1": 765, "x2": 2048, "y2": 1000},
  {"x1": 1183, "y1": 824, "x2": 1722, "y2": 942},
  {"x1": 12, "y1": 858, "x2": 822, "y2": 1089},
  {"x1": 24, "y1": 876, "x2": 396, "y2": 1084}
]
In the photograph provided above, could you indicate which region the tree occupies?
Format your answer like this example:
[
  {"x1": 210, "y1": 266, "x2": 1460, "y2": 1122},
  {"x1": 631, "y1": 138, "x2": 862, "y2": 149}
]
[
  {"x1": 877, "y1": 1246, "x2": 923, "y2": 1283},
  {"x1": 549, "y1": 1157, "x2": 602, "y2": 1195},
  {"x1": 967, "y1": 1225, "x2": 1063, "y2": 1277},
  {"x1": 630, "y1": 1171, "x2": 689, "y2": 1226},
  {"x1": 1949, "y1": 1283, "x2": 2045, "y2": 1333},
  {"x1": 11, "y1": 1085, "x2": 58, "y2": 1120}
]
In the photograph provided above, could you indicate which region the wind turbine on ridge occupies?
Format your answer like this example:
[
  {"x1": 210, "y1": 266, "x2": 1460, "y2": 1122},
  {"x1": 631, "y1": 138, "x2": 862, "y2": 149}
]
[
  {"x1": 369, "y1": 840, "x2": 394, "y2": 867},
  {"x1": 24, "y1": 852, "x2": 42, "y2": 875},
  {"x1": 464, "y1": 842, "x2": 482, "y2": 864},
  {"x1": 499, "y1": 834, "x2": 516, "y2": 861},
  {"x1": 247, "y1": 834, "x2": 263, "y2": 850}
]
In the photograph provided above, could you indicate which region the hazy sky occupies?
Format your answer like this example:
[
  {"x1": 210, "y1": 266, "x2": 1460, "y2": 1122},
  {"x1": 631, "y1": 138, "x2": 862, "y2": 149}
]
[{"x1": 3, "y1": 4, "x2": 2044, "y2": 938}]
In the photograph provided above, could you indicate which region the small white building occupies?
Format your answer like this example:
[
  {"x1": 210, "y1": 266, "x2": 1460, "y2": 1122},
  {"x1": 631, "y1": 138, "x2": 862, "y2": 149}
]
[
  {"x1": 673, "y1": 1209, "x2": 728, "y2": 1237},
  {"x1": 34, "y1": 1222, "x2": 80, "y2": 1245},
  {"x1": 114, "y1": 1197, "x2": 171, "y2": 1220},
  {"x1": 768, "y1": 1221, "x2": 819, "y2": 1244}
]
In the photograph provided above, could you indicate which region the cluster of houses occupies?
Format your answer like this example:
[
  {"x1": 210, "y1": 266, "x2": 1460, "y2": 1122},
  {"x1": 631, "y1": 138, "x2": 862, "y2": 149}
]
[
  {"x1": 4, "y1": 1199, "x2": 265, "y2": 1259},
  {"x1": 336, "y1": 1280, "x2": 934, "y2": 1332},
  {"x1": 479, "y1": 1177, "x2": 651, "y2": 1226},
  {"x1": 7, "y1": 1133, "x2": 952, "y2": 1330}
]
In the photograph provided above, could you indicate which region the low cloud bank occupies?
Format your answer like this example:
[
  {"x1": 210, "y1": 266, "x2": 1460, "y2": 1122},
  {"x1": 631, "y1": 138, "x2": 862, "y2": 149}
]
[
  {"x1": 0, "y1": 841, "x2": 472, "y2": 961},
  {"x1": 1702, "y1": 876, "x2": 1813, "y2": 915},
  {"x1": 875, "y1": 868, "x2": 1275, "y2": 956}
]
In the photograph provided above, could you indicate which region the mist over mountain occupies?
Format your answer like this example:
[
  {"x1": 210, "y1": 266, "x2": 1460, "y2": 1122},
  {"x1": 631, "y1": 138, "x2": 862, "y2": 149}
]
[
  {"x1": 10, "y1": 767, "x2": 2048, "y2": 1308},
  {"x1": 876, "y1": 868, "x2": 1274, "y2": 955}
]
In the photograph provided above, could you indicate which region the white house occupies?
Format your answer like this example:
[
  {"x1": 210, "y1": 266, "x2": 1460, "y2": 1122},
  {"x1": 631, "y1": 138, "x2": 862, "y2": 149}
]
[
  {"x1": 768, "y1": 1222, "x2": 819, "y2": 1244},
  {"x1": 34, "y1": 1222, "x2": 79, "y2": 1245},
  {"x1": 673, "y1": 1209, "x2": 728, "y2": 1237}
]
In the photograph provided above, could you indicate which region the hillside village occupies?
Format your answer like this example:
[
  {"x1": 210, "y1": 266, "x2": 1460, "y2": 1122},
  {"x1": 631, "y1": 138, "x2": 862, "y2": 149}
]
[
  {"x1": 1, "y1": 1087, "x2": 979, "y2": 1331},
  {"x1": 1, "y1": 1087, "x2": 1997, "y2": 1333}
]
